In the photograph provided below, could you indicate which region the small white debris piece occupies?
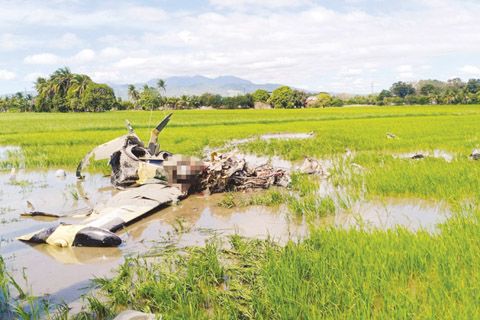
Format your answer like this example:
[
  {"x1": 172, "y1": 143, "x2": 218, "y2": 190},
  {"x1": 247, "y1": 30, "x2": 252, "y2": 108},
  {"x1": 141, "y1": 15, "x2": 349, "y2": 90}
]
[
  {"x1": 55, "y1": 169, "x2": 66, "y2": 177},
  {"x1": 26, "y1": 200, "x2": 35, "y2": 212},
  {"x1": 386, "y1": 133, "x2": 397, "y2": 139},
  {"x1": 299, "y1": 157, "x2": 323, "y2": 175},
  {"x1": 470, "y1": 149, "x2": 480, "y2": 160}
]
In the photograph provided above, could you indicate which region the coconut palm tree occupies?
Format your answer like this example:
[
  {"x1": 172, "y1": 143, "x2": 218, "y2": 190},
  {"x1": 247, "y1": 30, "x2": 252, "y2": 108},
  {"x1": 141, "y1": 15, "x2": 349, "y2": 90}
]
[
  {"x1": 70, "y1": 74, "x2": 92, "y2": 97},
  {"x1": 35, "y1": 77, "x2": 47, "y2": 95},
  {"x1": 128, "y1": 85, "x2": 139, "y2": 101},
  {"x1": 50, "y1": 67, "x2": 73, "y2": 96},
  {"x1": 127, "y1": 84, "x2": 140, "y2": 109},
  {"x1": 156, "y1": 79, "x2": 166, "y2": 94}
]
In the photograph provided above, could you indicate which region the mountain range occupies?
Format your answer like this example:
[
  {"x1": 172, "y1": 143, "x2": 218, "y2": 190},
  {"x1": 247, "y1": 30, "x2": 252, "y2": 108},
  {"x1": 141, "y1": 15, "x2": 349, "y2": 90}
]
[{"x1": 110, "y1": 75, "x2": 283, "y2": 99}]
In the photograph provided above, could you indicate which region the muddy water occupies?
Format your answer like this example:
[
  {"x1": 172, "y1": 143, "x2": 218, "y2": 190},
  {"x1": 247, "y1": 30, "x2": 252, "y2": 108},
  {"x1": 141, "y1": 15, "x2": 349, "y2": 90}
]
[
  {"x1": 0, "y1": 167, "x2": 450, "y2": 306},
  {"x1": 394, "y1": 149, "x2": 455, "y2": 162},
  {"x1": 333, "y1": 198, "x2": 450, "y2": 232},
  {"x1": 0, "y1": 170, "x2": 308, "y2": 305},
  {"x1": 0, "y1": 146, "x2": 21, "y2": 161},
  {"x1": 204, "y1": 132, "x2": 315, "y2": 156}
]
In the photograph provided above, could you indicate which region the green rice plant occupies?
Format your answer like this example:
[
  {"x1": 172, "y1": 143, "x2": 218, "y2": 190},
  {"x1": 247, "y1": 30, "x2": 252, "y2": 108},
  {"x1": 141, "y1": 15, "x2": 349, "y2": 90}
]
[
  {"x1": 217, "y1": 193, "x2": 237, "y2": 208},
  {"x1": 289, "y1": 172, "x2": 319, "y2": 196},
  {"x1": 242, "y1": 189, "x2": 286, "y2": 206},
  {"x1": 288, "y1": 195, "x2": 336, "y2": 217},
  {"x1": 78, "y1": 207, "x2": 480, "y2": 319}
]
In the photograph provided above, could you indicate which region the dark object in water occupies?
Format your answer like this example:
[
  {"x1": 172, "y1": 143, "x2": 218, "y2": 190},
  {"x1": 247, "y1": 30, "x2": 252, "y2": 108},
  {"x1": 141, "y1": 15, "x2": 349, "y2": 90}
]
[
  {"x1": 411, "y1": 153, "x2": 425, "y2": 159},
  {"x1": 72, "y1": 227, "x2": 122, "y2": 247},
  {"x1": 19, "y1": 224, "x2": 121, "y2": 247},
  {"x1": 21, "y1": 211, "x2": 62, "y2": 218},
  {"x1": 22, "y1": 202, "x2": 63, "y2": 218}
]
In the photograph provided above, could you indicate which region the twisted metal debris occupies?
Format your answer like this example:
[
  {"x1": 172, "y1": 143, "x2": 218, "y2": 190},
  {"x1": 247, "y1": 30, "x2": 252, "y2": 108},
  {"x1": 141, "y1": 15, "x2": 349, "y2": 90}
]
[{"x1": 201, "y1": 152, "x2": 290, "y2": 194}]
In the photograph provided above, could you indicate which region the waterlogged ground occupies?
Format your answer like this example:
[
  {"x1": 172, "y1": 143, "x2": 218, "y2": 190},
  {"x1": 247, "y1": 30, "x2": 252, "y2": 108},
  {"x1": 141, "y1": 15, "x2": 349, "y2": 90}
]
[
  {"x1": 0, "y1": 107, "x2": 479, "y2": 318},
  {"x1": 0, "y1": 167, "x2": 451, "y2": 307},
  {"x1": 0, "y1": 168, "x2": 308, "y2": 306}
]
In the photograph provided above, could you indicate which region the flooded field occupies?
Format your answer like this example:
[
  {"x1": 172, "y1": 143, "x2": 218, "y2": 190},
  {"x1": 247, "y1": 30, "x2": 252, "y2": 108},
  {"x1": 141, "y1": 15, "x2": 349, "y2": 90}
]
[
  {"x1": 0, "y1": 165, "x2": 451, "y2": 307},
  {"x1": 0, "y1": 169, "x2": 308, "y2": 306},
  {"x1": 0, "y1": 108, "x2": 479, "y2": 318}
]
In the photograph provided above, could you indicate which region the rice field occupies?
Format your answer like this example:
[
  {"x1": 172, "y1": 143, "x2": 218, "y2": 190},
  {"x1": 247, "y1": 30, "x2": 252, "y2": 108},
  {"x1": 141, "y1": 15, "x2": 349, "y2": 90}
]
[{"x1": 1, "y1": 105, "x2": 480, "y2": 318}]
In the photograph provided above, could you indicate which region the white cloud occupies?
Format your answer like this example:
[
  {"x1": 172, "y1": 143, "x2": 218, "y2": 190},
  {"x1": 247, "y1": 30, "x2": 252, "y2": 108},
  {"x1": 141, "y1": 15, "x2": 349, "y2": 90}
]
[
  {"x1": 0, "y1": 69, "x2": 16, "y2": 80},
  {"x1": 340, "y1": 68, "x2": 363, "y2": 76},
  {"x1": 3, "y1": 0, "x2": 480, "y2": 93},
  {"x1": 23, "y1": 72, "x2": 46, "y2": 82},
  {"x1": 24, "y1": 53, "x2": 60, "y2": 65},
  {"x1": 398, "y1": 72, "x2": 414, "y2": 79},
  {"x1": 114, "y1": 57, "x2": 149, "y2": 69},
  {"x1": 53, "y1": 33, "x2": 82, "y2": 49},
  {"x1": 99, "y1": 47, "x2": 123, "y2": 58},
  {"x1": 91, "y1": 70, "x2": 121, "y2": 83},
  {"x1": 209, "y1": 0, "x2": 311, "y2": 9},
  {"x1": 0, "y1": 33, "x2": 24, "y2": 51},
  {"x1": 71, "y1": 49, "x2": 95, "y2": 63},
  {"x1": 0, "y1": 3, "x2": 167, "y2": 29},
  {"x1": 396, "y1": 65, "x2": 413, "y2": 73},
  {"x1": 460, "y1": 65, "x2": 480, "y2": 76}
]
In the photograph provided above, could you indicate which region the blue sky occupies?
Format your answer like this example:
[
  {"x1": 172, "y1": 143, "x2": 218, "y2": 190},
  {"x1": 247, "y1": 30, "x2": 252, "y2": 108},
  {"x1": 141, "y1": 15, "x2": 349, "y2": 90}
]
[{"x1": 1, "y1": 0, "x2": 480, "y2": 94}]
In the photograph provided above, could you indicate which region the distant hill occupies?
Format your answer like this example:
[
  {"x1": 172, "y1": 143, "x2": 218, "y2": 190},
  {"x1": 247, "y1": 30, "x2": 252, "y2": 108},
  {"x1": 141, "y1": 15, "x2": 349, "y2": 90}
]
[{"x1": 110, "y1": 75, "x2": 283, "y2": 99}]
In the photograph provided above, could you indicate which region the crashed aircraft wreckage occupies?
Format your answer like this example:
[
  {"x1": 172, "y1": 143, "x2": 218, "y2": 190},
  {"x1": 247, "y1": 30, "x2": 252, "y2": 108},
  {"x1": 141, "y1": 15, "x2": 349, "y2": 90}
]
[{"x1": 18, "y1": 114, "x2": 291, "y2": 247}]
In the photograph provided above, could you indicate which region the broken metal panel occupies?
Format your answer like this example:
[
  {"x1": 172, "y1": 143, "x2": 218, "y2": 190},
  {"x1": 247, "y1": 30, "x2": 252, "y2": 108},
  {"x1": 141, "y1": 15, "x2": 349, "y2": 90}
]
[
  {"x1": 18, "y1": 184, "x2": 182, "y2": 247},
  {"x1": 147, "y1": 113, "x2": 172, "y2": 155},
  {"x1": 76, "y1": 134, "x2": 138, "y2": 178}
]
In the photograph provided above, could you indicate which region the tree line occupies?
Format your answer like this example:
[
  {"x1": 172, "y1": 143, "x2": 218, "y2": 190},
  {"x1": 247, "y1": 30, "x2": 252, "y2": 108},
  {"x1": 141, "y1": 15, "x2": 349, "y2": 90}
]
[
  {"x1": 346, "y1": 78, "x2": 480, "y2": 105},
  {"x1": 2, "y1": 68, "x2": 480, "y2": 112}
]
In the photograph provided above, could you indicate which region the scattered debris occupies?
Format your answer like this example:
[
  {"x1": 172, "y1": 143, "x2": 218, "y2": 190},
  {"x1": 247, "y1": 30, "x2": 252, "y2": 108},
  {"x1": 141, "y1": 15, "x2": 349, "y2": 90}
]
[
  {"x1": 411, "y1": 153, "x2": 425, "y2": 159},
  {"x1": 299, "y1": 157, "x2": 323, "y2": 175},
  {"x1": 21, "y1": 200, "x2": 62, "y2": 218},
  {"x1": 386, "y1": 133, "x2": 397, "y2": 139},
  {"x1": 21, "y1": 201, "x2": 92, "y2": 219},
  {"x1": 394, "y1": 150, "x2": 455, "y2": 162},
  {"x1": 201, "y1": 152, "x2": 290, "y2": 194},
  {"x1": 471, "y1": 149, "x2": 480, "y2": 160},
  {"x1": 18, "y1": 116, "x2": 300, "y2": 248}
]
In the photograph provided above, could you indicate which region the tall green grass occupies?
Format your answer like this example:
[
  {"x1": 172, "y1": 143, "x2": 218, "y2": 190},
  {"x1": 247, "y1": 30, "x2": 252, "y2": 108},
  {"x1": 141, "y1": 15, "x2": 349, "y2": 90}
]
[{"x1": 81, "y1": 204, "x2": 480, "y2": 319}]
